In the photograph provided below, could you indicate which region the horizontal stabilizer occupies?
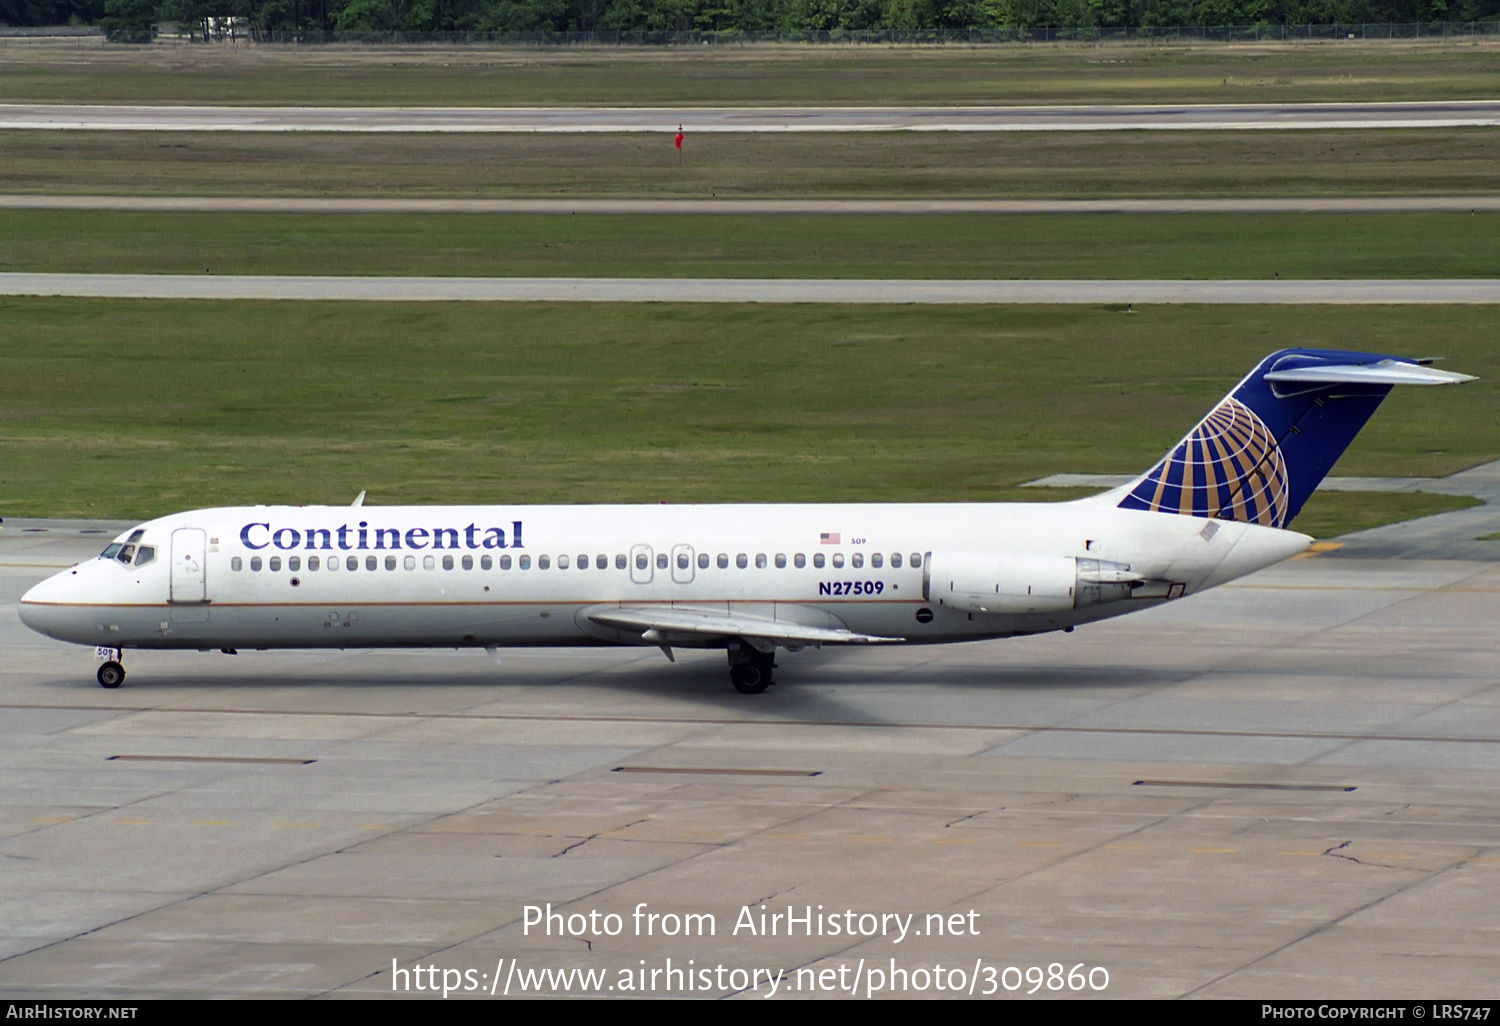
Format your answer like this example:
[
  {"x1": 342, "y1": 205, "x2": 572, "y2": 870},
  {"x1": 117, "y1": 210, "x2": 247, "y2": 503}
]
[
  {"x1": 588, "y1": 606, "x2": 903, "y2": 645},
  {"x1": 1264, "y1": 360, "x2": 1476, "y2": 387}
]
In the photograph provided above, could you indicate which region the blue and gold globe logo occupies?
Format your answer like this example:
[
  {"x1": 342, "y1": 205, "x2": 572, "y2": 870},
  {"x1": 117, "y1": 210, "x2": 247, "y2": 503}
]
[{"x1": 1123, "y1": 397, "x2": 1290, "y2": 528}]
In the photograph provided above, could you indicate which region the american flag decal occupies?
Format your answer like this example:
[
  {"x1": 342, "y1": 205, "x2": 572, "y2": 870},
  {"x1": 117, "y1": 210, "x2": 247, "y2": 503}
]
[{"x1": 820, "y1": 532, "x2": 840, "y2": 545}]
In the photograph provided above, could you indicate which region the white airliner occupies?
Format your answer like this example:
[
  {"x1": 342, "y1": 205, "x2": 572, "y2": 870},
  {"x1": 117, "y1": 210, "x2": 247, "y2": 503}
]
[{"x1": 18, "y1": 348, "x2": 1472, "y2": 694}]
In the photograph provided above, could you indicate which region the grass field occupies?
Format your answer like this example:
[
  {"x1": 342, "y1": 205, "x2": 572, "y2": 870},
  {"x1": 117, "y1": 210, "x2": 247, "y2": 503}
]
[
  {"x1": 6, "y1": 210, "x2": 1500, "y2": 279},
  {"x1": 0, "y1": 299, "x2": 1491, "y2": 536},
  {"x1": 5, "y1": 129, "x2": 1500, "y2": 199},
  {"x1": 4, "y1": 39, "x2": 1500, "y2": 106}
]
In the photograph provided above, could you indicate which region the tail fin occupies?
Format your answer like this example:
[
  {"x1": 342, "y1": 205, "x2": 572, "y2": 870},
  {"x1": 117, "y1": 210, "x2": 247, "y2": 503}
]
[{"x1": 1116, "y1": 348, "x2": 1473, "y2": 528}]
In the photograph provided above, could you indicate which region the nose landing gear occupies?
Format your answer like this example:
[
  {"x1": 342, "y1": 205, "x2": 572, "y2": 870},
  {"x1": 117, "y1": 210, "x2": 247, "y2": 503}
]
[
  {"x1": 97, "y1": 660, "x2": 126, "y2": 689},
  {"x1": 728, "y1": 647, "x2": 776, "y2": 695}
]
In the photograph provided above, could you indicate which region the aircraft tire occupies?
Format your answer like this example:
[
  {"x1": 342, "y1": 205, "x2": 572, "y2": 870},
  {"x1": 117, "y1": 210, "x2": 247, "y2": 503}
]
[
  {"x1": 730, "y1": 663, "x2": 769, "y2": 695},
  {"x1": 97, "y1": 661, "x2": 126, "y2": 689}
]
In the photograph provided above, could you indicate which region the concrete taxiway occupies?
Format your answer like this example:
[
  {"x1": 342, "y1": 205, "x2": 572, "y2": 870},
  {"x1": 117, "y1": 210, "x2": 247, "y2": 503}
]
[
  {"x1": 7, "y1": 195, "x2": 1500, "y2": 215},
  {"x1": 4, "y1": 273, "x2": 1500, "y2": 304},
  {"x1": 4, "y1": 101, "x2": 1500, "y2": 133},
  {"x1": 2, "y1": 493, "x2": 1498, "y2": 998}
]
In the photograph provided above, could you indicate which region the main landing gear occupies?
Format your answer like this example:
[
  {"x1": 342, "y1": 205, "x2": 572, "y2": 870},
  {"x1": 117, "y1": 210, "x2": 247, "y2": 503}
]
[
  {"x1": 728, "y1": 647, "x2": 776, "y2": 695},
  {"x1": 97, "y1": 661, "x2": 126, "y2": 689}
]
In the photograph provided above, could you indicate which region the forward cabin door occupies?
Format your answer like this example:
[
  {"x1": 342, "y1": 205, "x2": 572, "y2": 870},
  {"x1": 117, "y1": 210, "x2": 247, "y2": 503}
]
[{"x1": 170, "y1": 527, "x2": 208, "y2": 603}]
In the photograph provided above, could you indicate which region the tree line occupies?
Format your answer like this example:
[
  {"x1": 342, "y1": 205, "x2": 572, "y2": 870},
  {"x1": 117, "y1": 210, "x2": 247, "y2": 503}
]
[{"x1": 5, "y1": 0, "x2": 1496, "y2": 35}]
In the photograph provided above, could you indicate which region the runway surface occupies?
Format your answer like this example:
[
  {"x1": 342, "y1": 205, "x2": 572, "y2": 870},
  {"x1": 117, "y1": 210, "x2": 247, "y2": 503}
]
[
  {"x1": 3, "y1": 505, "x2": 1498, "y2": 997},
  {"x1": 7, "y1": 195, "x2": 1500, "y2": 214},
  {"x1": 5, "y1": 101, "x2": 1500, "y2": 133},
  {"x1": 4, "y1": 272, "x2": 1500, "y2": 304}
]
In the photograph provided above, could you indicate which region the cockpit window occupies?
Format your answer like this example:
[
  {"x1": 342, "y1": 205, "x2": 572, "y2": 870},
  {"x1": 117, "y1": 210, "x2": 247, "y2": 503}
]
[
  {"x1": 127, "y1": 529, "x2": 145, "y2": 544},
  {"x1": 134, "y1": 546, "x2": 156, "y2": 567},
  {"x1": 100, "y1": 544, "x2": 123, "y2": 560},
  {"x1": 117, "y1": 544, "x2": 136, "y2": 565}
]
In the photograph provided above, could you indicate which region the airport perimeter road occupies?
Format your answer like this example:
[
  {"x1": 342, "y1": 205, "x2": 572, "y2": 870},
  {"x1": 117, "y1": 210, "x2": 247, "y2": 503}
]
[
  {"x1": 4, "y1": 101, "x2": 1500, "y2": 133},
  {"x1": 2, "y1": 524, "x2": 1498, "y2": 997},
  {"x1": 4, "y1": 273, "x2": 1500, "y2": 304},
  {"x1": 8, "y1": 195, "x2": 1500, "y2": 214}
]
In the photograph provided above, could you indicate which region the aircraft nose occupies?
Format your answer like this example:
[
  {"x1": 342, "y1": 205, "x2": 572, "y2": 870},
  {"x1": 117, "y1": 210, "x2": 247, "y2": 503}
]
[{"x1": 18, "y1": 567, "x2": 87, "y2": 636}]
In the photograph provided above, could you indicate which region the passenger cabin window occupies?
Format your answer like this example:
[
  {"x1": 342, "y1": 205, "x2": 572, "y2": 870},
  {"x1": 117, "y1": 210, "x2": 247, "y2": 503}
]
[
  {"x1": 309, "y1": 555, "x2": 320, "y2": 571},
  {"x1": 347, "y1": 556, "x2": 358, "y2": 570},
  {"x1": 677, "y1": 553, "x2": 689, "y2": 569},
  {"x1": 538, "y1": 555, "x2": 550, "y2": 570},
  {"x1": 443, "y1": 555, "x2": 456, "y2": 570},
  {"x1": 832, "y1": 553, "x2": 844, "y2": 569},
  {"x1": 775, "y1": 554, "x2": 786, "y2": 569},
  {"x1": 481, "y1": 555, "x2": 493, "y2": 570},
  {"x1": 736, "y1": 553, "x2": 748, "y2": 569},
  {"x1": 423, "y1": 555, "x2": 436, "y2": 570},
  {"x1": 891, "y1": 552, "x2": 902, "y2": 568},
  {"x1": 231, "y1": 556, "x2": 243, "y2": 571},
  {"x1": 461, "y1": 555, "x2": 473, "y2": 570},
  {"x1": 851, "y1": 553, "x2": 863, "y2": 569},
  {"x1": 596, "y1": 554, "x2": 607, "y2": 569},
  {"x1": 872, "y1": 553, "x2": 883, "y2": 569},
  {"x1": 500, "y1": 555, "x2": 512, "y2": 570},
  {"x1": 717, "y1": 554, "x2": 729, "y2": 569},
  {"x1": 134, "y1": 546, "x2": 156, "y2": 567},
  {"x1": 910, "y1": 553, "x2": 922, "y2": 568},
  {"x1": 558, "y1": 555, "x2": 570, "y2": 569},
  {"x1": 813, "y1": 553, "x2": 825, "y2": 569},
  {"x1": 755, "y1": 553, "x2": 768, "y2": 569},
  {"x1": 636, "y1": 553, "x2": 649, "y2": 570},
  {"x1": 656, "y1": 553, "x2": 668, "y2": 570},
  {"x1": 327, "y1": 556, "x2": 339, "y2": 571},
  {"x1": 519, "y1": 555, "x2": 532, "y2": 570},
  {"x1": 616, "y1": 554, "x2": 627, "y2": 570},
  {"x1": 697, "y1": 553, "x2": 709, "y2": 569},
  {"x1": 269, "y1": 556, "x2": 282, "y2": 572},
  {"x1": 365, "y1": 555, "x2": 377, "y2": 571},
  {"x1": 387, "y1": 555, "x2": 398, "y2": 570},
  {"x1": 289, "y1": 556, "x2": 301, "y2": 572},
  {"x1": 250, "y1": 556, "x2": 262, "y2": 572},
  {"x1": 405, "y1": 555, "x2": 417, "y2": 570},
  {"x1": 794, "y1": 553, "x2": 806, "y2": 568}
]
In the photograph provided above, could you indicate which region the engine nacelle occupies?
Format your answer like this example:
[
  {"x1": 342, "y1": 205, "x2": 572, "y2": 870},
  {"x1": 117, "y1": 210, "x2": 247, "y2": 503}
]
[{"x1": 924, "y1": 552, "x2": 1141, "y2": 615}]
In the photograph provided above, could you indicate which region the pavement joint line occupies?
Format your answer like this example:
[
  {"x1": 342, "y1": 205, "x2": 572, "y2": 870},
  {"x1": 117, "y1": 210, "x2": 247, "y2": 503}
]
[
  {"x1": 4, "y1": 703, "x2": 1495, "y2": 745},
  {"x1": 1180, "y1": 849, "x2": 1476, "y2": 998}
]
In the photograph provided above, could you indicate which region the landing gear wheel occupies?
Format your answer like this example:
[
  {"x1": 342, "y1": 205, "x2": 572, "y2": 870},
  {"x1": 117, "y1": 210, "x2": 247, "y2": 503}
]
[
  {"x1": 97, "y1": 661, "x2": 125, "y2": 689},
  {"x1": 730, "y1": 662, "x2": 769, "y2": 695}
]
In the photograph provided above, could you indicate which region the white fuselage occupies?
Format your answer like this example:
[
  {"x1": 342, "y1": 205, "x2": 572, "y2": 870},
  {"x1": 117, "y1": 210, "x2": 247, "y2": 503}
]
[{"x1": 19, "y1": 498, "x2": 1310, "y2": 655}]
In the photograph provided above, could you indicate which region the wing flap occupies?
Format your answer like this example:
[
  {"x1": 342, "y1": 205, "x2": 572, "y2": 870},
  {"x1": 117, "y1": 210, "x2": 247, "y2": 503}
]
[{"x1": 587, "y1": 605, "x2": 903, "y2": 645}]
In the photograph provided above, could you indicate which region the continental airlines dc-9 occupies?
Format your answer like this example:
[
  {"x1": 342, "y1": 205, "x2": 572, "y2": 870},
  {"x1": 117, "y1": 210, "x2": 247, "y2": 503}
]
[{"x1": 19, "y1": 349, "x2": 1473, "y2": 694}]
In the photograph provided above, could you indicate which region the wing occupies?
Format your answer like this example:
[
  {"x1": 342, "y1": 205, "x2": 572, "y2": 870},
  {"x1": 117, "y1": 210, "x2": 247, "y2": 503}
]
[{"x1": 586, "y1": 605, "x2": 903, "y2": 646}]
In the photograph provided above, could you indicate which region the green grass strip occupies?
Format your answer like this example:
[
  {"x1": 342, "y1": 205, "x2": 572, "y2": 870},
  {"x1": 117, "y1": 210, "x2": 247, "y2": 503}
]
[
  {"x1": 1, "y1": 300, "x2": 1494, "y2": 522},
  {"x1": 7, "y1": 211, "x2": 1500, "y2": 280}
]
